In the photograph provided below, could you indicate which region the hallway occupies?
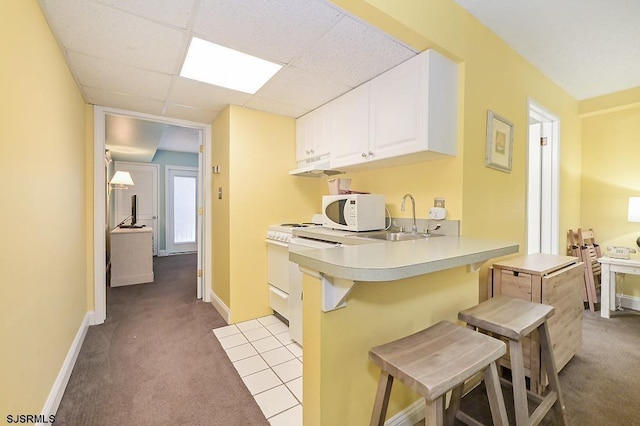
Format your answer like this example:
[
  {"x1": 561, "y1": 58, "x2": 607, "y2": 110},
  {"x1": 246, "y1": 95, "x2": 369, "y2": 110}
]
[{"x1": 55, "y1": 254, "x2": 267, "y2": 425}]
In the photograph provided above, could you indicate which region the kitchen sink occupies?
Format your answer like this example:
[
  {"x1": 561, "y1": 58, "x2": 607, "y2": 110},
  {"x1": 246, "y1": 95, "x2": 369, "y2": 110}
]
[{"x1": 362, "y1": 232, "x2": 443, "y2": 242}]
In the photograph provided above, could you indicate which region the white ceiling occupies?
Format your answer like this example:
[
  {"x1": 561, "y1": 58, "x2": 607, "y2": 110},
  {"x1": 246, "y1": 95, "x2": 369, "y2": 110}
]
[
  {"x1": 39, "y1": 0, "x2": 417, "y2": 160},
  {"x1": 453, "y1": 0, "x2": 640, "y2": 101},
  {"x1": 39, "y1": 0, "x2": 640, "y2": 159}
]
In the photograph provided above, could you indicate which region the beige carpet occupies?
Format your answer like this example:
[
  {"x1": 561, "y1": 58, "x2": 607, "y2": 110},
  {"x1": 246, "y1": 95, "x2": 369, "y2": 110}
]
[
  {"x1": 55, "y1": 254, "x2": 268, "y2": 426},
  {"x1": 445, "y1": 308, "x2": 640, "y2": 425}
]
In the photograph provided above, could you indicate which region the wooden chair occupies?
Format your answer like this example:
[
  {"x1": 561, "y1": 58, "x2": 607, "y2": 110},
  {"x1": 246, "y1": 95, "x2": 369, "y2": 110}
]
[
  {"x1": 567, "y1": 229, "x2": 589, "y2": 304},
  {"x1": 578, "y1": 228, "x2": 602, "y2": 312},
  {"x1": 567, "y1": 228, "x2": 602, "y2": 312}
]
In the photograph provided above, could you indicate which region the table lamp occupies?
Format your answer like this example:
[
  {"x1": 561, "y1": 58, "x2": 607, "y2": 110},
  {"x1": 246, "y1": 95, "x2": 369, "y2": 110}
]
[{"x1": 627, "y1": 197, "x2": 640, "y2": 247}]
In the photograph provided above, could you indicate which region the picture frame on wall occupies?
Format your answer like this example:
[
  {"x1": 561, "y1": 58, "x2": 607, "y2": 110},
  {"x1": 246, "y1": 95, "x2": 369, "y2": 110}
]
[{"x1": 485, "y1": 110, "x2": 514, "y2": 173}]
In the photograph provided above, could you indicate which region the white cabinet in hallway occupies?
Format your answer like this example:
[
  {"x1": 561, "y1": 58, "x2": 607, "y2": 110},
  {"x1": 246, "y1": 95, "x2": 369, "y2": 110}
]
[{"x1": 110, "y1": 227, "x2": 154, "y2": 286}]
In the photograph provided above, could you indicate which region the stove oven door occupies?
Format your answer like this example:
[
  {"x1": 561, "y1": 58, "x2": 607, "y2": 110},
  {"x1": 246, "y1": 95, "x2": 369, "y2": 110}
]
[{"x1": 266, "y1": 239, "x2": 290, "y2": 320}]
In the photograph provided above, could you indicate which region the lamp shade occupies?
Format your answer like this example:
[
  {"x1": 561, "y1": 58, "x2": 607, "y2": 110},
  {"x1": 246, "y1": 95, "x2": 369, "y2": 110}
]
[
  {"x1": 628, "y1": 197, "x2": 640, "y2": 222},
  {"x1": 109, "y1": 171, "x2": 134, "y2": 186}
]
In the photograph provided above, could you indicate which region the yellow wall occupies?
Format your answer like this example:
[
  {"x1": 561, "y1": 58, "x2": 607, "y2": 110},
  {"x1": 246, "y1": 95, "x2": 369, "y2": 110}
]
[
  {"x1": 332, "y1": 0, "x2": 582, "y2": 296},
  {"x1": 580, "y1": 89, "x2": 640, "y2": 296},
  {"x1": 299, "y1": 0, "x2": 585, "y2": 423},
  {"x1": 0, "y1": 0, "x2": 89, "y2": 417},
  {"x1": 303, "y1": 268, "x2": 479, "y2": 425},
  {"x1": 211, "y1": 106, "x2": 326, "y2": 323},
  {"x1": 212, "y1": 107, "x2": 232, "y2": 308}
]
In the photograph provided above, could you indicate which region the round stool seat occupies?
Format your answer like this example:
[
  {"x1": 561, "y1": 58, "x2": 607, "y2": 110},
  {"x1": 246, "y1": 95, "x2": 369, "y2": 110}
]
[
  {"x1": 369, "y1": 321, "x2": 509, "y2": 425},
  {"x1": 370, "y1": 321, "x2": 506, "y2": 400},
  {"x1": 458, "y1": 295, "x2": 555, "y2": 340}
]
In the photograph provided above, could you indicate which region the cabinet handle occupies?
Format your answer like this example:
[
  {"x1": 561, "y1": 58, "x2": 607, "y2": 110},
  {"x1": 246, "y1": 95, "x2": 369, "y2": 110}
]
[
  {"x1": 368, "y1": 151, "x2": 374, "y2": 157},
  {"x1": 361, "y1": 152, "x2": 368, "y2": 158}
]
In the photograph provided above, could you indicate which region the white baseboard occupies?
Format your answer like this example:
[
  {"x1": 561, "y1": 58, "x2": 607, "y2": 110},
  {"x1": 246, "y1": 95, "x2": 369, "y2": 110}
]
[
  {"x1": 385, "y1": 399, "x2": 425, "y2": 426},
  {"x1": 158, "y1": 250, "x2": 167, "y2": 257},
  {"x1": 618, "y1": 294, "x2": 640, "y2": 311},
  {"x1": 210, "y1": 288, "x2": 231, "y2": 324},
  {"x1": 40, "y1": 311, "x2": 93, "y2": 424}
]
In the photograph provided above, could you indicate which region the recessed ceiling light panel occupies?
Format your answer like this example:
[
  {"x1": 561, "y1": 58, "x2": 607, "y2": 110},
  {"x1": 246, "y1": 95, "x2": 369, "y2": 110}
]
[{"x1": 180, "y1": 37, "x2": 282, "y2": 94}]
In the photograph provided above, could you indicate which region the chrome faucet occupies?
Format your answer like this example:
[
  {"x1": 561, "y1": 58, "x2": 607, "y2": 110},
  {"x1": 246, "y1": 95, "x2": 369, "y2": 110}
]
[{"x1": 400, "y1": 194, "x2": 417, "y2": 234}]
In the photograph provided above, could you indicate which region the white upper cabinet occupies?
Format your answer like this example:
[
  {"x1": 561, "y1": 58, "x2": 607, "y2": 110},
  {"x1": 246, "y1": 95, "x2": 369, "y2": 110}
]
[
  {"x1": 331, "y1": 49, "x2": 458, "y2": 170},
  {"x1": 329, "y1": 83, "x2": 370, "y2": 168},
  {"x1": 294, "y1": 49, "x2": 457, "y2": 174},
  {"x1": 295, "y1": 103, "x2": 332, "y2": 163}
]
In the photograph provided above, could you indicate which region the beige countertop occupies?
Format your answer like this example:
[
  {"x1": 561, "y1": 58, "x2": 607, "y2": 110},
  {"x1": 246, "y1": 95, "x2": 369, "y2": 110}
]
[{"x1": 290, "y1": 227, "x2": 519, "y2": 282}]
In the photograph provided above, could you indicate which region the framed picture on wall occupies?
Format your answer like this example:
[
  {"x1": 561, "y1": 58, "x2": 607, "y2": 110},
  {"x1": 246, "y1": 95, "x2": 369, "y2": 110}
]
[{"x1": 485, "y1": 110, "x2": 514, "y2": 173}]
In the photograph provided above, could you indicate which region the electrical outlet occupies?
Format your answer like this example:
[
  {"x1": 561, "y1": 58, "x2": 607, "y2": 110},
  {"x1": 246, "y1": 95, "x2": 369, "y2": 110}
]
[{"x1": 434, "y1": 198, "x2": 445, "y2": 208}]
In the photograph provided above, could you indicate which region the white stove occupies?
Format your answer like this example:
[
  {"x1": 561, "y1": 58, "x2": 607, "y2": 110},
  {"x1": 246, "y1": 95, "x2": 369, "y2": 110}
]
[
  {"x1": 266, "y1": 223, "x2": 321, "y2": 244},
  {"x1": 265, "y1": 222, "x2": 327, "y2": 346}
]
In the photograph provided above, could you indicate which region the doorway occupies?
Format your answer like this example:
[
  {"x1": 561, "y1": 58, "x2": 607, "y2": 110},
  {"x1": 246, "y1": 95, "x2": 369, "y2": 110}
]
[
  {"x1": 166, "y1": 166, "x2": 198, "y2": 254},
  {"x1": 93, "y1": 106, "x2": 212, "y2": 325},
  {"x1": 527, "y1": 99, "x2": 560, "y2": 255}
]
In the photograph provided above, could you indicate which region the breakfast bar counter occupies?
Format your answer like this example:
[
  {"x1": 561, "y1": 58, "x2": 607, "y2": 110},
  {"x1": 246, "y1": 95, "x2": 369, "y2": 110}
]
[
  {"x1": 289, "y1": 229, "x2": 518, "y2": 426},
  {"x1": 290, "y1": 233, "x2": 518, "y2": 282}
]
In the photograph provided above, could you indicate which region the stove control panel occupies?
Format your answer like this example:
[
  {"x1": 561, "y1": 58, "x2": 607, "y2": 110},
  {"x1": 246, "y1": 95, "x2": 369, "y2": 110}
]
[{"x1": 266, "y1": 230, "x2": 292, "y2": 243}]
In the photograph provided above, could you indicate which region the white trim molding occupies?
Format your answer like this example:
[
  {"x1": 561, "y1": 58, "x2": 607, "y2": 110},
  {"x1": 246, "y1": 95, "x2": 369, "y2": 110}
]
[
  {"x1": 210, "y1": 289, "x2": 231, "y2": 324},
  {"x1": 384, "y1": 399, "x2": 425, "y2": 426},
  {"x1": 618, "y1": 293, "x2": 640, "y2": 312},
  {"x1": 40, "y1": 311, "x2": 93, "y2": 424}
]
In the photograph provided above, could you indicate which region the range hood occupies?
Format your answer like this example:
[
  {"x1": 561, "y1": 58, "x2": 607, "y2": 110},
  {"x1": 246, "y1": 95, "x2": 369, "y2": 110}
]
[{"x1": 289, "y1": 161, "x2": 343, "y2": 177}]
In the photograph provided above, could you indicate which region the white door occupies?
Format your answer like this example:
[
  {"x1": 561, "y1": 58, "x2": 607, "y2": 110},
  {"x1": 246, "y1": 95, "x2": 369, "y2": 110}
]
[
  {"x1": 166, "y1": 166, "x2": 198, "y2": 254},
  {"x1": 527, "y1": 100, "x2": 560, "y2": 255},
  {"x1": 114, "y1": 161, "x2": 159, "y2": 255}
]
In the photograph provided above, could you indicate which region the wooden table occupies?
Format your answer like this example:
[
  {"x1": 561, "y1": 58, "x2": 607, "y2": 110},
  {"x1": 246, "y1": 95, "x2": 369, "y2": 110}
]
[
  {"x1": 598, "y1": 256, "x2": 640, "y2": 318},
  {"x1": 491, "y1": 253, "x2": 584, "y2": 391}
]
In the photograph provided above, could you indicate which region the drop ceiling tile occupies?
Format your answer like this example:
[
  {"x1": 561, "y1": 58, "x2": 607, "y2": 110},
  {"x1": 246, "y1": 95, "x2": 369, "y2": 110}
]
[
  {"x1": 82, "y1": 86, "x2": 166, "y2": 116},
  {"x1": 163, "y1": 104, "x2": 218, "y2": 124},
  {"x1": 43, "y1": 0, "x2": 186, "y2": 74},
  {"x1": 193, "y1": 0, "x2": 342, "y2": 64},
  {"x1": 94, "y1": 0, "x2": 196, "y2": 29},
  {"x1": 257, "y1": 66, "x2": 351, "y2": 111},
  {"x1": 244, "y1": 96, "x2": 309, "y2": 119},
  {"x1": 67, "y1": 52, "x2": 172, "y2": 101},
  {"x1": 292, "y1": 16, "x2": 416, "y2": 87},
  {"x1": 168, "y1": 77, "x2": 252, "y2": 112},
  {"x1": 157, "y1": 125, "x2": 200, "y2": 153}
]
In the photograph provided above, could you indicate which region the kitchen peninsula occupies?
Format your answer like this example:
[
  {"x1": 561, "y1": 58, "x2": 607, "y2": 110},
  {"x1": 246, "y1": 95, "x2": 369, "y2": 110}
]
[{"x1": 289, "y1": 229, "x2": 518, "y2": 425}]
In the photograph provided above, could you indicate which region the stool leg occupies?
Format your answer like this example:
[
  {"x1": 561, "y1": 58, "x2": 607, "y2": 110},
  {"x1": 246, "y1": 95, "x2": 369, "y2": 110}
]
[
  {"x1": 508, "y1": 339, "x2": 530, "y2": 426},
  {"x1": 484, "y1": 362, "x2": 509, "y2": 426},
  {"x1": 538, "y1": 322, "x2": 568, "y2": 425},
  {"x1": 444, "y1": 384, "x2": 463, "y2": 426},
  {"x1": 370, "y1": 372, "x2": 394, "y2": 426},
  {"x1": 425, "y1": 396, "x2": 445, "y2": 426}
]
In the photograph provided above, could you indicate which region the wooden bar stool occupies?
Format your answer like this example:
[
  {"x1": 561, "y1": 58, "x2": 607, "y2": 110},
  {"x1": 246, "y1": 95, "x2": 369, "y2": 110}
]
[
  {"x1": 369, "y1": 320, "x2": 509, "y2": 426},
  {"x1": 456, "y1": 295, "x2": 568, "y2": 425}
]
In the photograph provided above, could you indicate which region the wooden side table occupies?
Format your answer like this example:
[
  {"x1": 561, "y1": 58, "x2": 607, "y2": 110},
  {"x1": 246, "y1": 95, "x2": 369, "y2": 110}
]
[{"x1": 491, "y1": 253, "x2": 584, "y2": 392}]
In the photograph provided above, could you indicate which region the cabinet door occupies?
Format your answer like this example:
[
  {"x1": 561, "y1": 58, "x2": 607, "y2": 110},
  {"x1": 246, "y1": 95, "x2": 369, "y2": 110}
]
[
  {"x1": 295, "y1": 113, "x2": 313, "y2": 162},
  {"x1": 369, "y1": 53, "x2": 427, "y2": 160},
  {"x1": 295, "y1": 105, "x2": 332, "y2": 162},
  {"x1": 330, "y1": 83, "x2": 370, "y2": 168}
]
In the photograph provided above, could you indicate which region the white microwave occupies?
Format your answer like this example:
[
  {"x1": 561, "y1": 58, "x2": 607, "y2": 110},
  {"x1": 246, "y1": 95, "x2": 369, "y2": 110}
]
[{"x1": 322, "y1": 194, "x2": 386, "y2": 232}]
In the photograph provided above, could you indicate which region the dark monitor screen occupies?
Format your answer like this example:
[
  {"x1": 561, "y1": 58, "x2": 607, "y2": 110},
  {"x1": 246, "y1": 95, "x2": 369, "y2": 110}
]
[{"x1": 131, "y1": 194, "x2": 138, "y2": 226}]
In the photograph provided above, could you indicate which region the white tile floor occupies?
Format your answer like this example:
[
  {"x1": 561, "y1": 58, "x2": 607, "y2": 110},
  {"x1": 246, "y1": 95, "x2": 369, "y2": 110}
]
[{"x1": 213, "y1": 315, "x2": 303, "y2": 426}]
